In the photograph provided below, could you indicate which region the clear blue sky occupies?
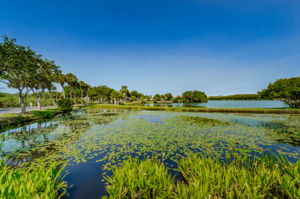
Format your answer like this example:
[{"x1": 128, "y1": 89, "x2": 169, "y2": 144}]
[{"x1": 1, "y1": 0, "x2": 300, "y2": 96}]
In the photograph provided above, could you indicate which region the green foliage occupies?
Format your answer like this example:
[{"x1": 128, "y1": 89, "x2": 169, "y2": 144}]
[
  {"x1": 259, "y1": 77, "x2": 300, "y2": 108},
  {"x1": 182, "y1": 90, "x2": 208, "y2": 103},
  {"x1": 180, "y1": 116, "x2": 231, "y2": 126},
  {"x1": 57, "y1": 98, "x2": 74, "y2": 111},
  {"x1": 105, "y1": 158, "x2": 174, "y2": 199},
  {"x1": 0, "y1": 92, "x2": 19, "y2": 108},
  {"x1": 176, "y1": 154, "x2": 300, "y2": 198},
  {"x1": 0, "y1": 161, "x2": 66, "y2": 199},
  {"x1": 30, "y1": 109, "x2": 60, "y2": 119},
  {"x1": 105, "y1": 154, "x2": 300, "y2": 199},
  {"x1": 209, "y1": 94, "x2": 261, "y2": 100}
]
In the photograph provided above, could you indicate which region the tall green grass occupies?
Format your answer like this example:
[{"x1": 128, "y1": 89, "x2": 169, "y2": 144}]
[
  {"x1": 105, "y1": 154, "x2": 300, "y2": 199},
  {"x1": 0, "y1": 161, "x2": 66, "y2": 199}
]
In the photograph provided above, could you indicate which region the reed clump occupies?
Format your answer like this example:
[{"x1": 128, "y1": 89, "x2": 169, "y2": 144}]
[{"x1": 105, "y1": 154, "x2": 300, "y2": 199}]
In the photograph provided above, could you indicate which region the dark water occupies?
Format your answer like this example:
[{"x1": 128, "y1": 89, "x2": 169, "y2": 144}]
[
  {"x1": 1, "y1": 109, "x2": 299, "y2": 198},
  {"x1": 145, "y1": 100, "x2": 290, "y2": 108}
]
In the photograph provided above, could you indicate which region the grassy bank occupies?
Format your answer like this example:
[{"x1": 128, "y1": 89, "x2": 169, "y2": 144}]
[
  {"x1": 85, "y1": 104, "x2": 300, "y2": 114},
  {"x1": 0, "y1": 108, "x2": 64, "y2": 130},
  {"x1": 0, "y1": 160, "x2": 66, "y2": 199},
  {"x1": 105, "y1": 154, "x2": 300, "y2": 199}
]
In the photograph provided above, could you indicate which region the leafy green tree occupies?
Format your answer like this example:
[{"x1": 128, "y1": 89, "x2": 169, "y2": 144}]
[
  {"x1": 182, "y1": 91, "x2": 193, "y2": 103},
  {"x1": 0, "y1": 36, "x2": 40, "y2": 113},
  {"x1": 164, "y1": 93, "x2": 173, "y2": 101},
  {"x1": 182, "y1": 90, "x2": 208, "y2": 103},
  {"x1": 110, "y1": 90, "x2": 122, "y2": 105},
  {"x1": 78, "y1": 81, "x2": 90, "y2": 104},
  {"x1": 29, "y1": 59, "x2": 58, "y2": 109},
  {"x1": 119, "y1": 85, "x2": 130, "y2": 102},
  {"x1": 153, "y1": 94, "x2": 161, "y2": 102},
  {"x1": 54, "y1": 71, "x2": 67, "y2": 98},
  {"x1": 259, "y1": 77, "x2": 300, "y2": 108},
  {"x1": 65, "y1": 73, "x2": 78, "y2": 103}
]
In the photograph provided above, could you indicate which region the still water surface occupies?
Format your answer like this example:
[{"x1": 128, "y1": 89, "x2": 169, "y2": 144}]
[
  {"x1": 146, "y1": 100, "x2": 289, "y2": 108},
  {"x1": 1, "y1": 108, "x2": 299, "y2": 198}
]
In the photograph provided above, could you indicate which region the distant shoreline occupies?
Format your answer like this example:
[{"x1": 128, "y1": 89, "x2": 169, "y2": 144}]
[{"x1": 84, "y1": 104, "x2": 300, "y2": 114}]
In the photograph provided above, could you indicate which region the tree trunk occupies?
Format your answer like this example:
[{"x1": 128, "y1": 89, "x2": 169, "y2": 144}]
[
  {"x1": 61, "y1": 83, "x2": 66, "y2": 98},
  {"x1": 37, "y1": 95, "x2": 41, "y2": 110},
  {"x1": 74, "y1": 89, "x2": 77, "y2": 105},
  {"x1": 18, "y1": 89, "x2": 26, "y2": 113}
]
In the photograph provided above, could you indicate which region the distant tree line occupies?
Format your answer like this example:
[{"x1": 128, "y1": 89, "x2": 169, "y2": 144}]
[
  {"x1": 209, "y1": 94, "x2": 261, "y2": 100},
  {"x1": 1, "y1": 36, "x2": 299, "y2": 111},
  {"x1": 153, "y1": 90, "x2": 208, "y2": 103}
]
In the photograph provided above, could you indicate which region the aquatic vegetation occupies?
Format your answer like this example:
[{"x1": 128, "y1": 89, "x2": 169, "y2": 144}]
[
  {"x1": 105, "y1": 154, "x2": 300, "y2": 199},
  {"x1": 180, "y1": 115, "x2": 231, "y2": 126},
  {"x1": 85, "y1": 104, "x2": 300, "y2": 114},
  {"x1": 0, "y1": 160, "x2": 66, "y2": 199},
  {"x1": 176, "y1": 154, "x2": 300, "y2": 198},
  {"x1": 1, "y1": 108, "x2": 300, "y2": 198},
  {"x1": 105, "y1": 158, "x2": 174, "y2": 199}
]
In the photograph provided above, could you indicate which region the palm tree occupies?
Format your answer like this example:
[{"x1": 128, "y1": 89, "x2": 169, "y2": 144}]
[
  {"x1": 78, "y1": 81, "x2": 90, "y2": 104},
  {"x1": 54, "y1": 71, "x2": 67, "y2": 98},
  {"x1": 65, "y1": 73, "x2": 78, "y2": 103}
]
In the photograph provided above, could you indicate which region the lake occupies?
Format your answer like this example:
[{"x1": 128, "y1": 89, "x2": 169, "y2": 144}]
[
  {"x1": 1, "y1": 108, "x2": 299, "y2": 198},
  {"x1": 145, "y1": 100, "x2": 290, "y2": 108}
]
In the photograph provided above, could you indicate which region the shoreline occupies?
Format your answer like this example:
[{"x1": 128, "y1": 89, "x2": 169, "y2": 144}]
[
  {"x1": 0, "y1": 108, "x2": 65, "y2": 130},
  {"x1": 84, "y1": 104, "x2": 300, "y2": 114}
]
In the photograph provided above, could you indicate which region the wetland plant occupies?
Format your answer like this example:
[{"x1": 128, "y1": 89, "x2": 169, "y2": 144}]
[
  {"x1": 105, "y1": 158, "x2": 174, "y2": 199},
  {"x1": 180, "y1": 116, "x2": 231, "y2": 126},
  {"x1": 0, "y1": 161, "x2": 66, "y2": 199},
  {"x1": 105, "y1": 154, "x2": 300, "y2": 199}
]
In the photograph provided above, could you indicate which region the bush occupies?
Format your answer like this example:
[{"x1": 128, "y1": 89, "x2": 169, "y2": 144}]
[{"x1": 57, "y1": 98, "x2": 74, "y2": 111}]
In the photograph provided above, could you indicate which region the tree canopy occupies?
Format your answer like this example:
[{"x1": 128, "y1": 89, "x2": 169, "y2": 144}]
[
  {"x1": 182, "y1": 90, "x2": 208, "y2": 103},
  {"x1": 259, "y1": 77, "x2": 300, "y2": 108}
]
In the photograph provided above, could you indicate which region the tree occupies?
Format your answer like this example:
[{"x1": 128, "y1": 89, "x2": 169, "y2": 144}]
[
  {"x1": 0, "y1": 36, "x2": 39, "y2": 113},
  {"x1": 78, "y1": 81, "x2": 90, "y2": 104},
  {"x1": 164, "y1": 93, "x2": 173, "y2": 101},
  {"x1": 182, "y1": 90, "x2": 207, "y2": 103},
  {"x1": 153, "y1": 94, "x2": 161, "y2": 102},
  {"x1": 29, "y1": 59, "x2": 58, "y2": 109},
  {"x1": 54, "y1": 71, "x2": 67, "y2": 98},
  {"x1": 110, "y1": 90, "x2": 122, "y2": 105},
  {"x1": 182, "y1": 91, "x2": 193, "y2": 103},
  {"x1": 119, "y1": 85, "x2": 130, "y2": 102},
  {"x1": 259, "y1": 77, "x2": 300, "y2": 108},
  {"x1": 65, "y1": 73, "x2": 78, "y2": 103}
]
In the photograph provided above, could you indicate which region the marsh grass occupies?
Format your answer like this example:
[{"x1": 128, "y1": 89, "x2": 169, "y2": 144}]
[
  {"x1": 0, "y1": 160, "x2": 67, "y2": 199},
  {"x1": 105, "y1": 154, "x2": 300, "y2": 199}
]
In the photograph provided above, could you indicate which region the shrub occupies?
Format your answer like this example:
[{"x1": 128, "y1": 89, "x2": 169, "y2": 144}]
[{"x1": 57, "y1": 98, "x2": 74, "y2": 111}]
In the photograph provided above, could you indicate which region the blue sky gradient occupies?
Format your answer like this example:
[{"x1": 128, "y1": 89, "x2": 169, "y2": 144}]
[{"x1": 1, "y1": 0, "x2": 300, "y2": 95}]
